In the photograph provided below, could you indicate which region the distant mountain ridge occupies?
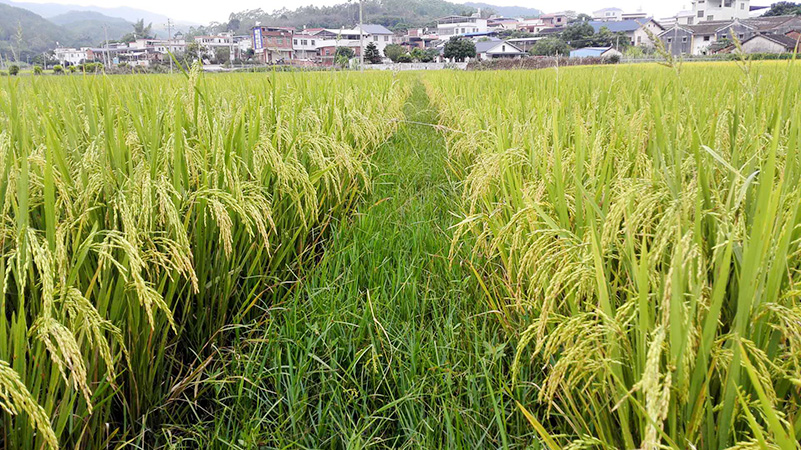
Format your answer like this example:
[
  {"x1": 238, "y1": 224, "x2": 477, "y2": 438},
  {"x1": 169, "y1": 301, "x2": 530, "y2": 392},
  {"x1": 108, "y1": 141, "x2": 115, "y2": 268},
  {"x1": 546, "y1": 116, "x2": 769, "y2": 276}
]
[
  {"x1": 49, "y1": 11, "x2": 134, "y2": 47},
  {"x1": 0, "y1": 0, "x2": 197, "y2": 26},
  {"x1": 463, "y1": 2, "x2": 542, "y2": 18}
]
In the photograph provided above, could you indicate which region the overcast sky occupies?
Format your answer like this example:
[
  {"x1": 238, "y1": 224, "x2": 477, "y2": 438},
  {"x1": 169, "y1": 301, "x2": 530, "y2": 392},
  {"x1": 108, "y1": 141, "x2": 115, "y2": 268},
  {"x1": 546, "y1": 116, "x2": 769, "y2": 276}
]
[{"x1": 19, "y1": 0, "x2": 692, "y2": 24}]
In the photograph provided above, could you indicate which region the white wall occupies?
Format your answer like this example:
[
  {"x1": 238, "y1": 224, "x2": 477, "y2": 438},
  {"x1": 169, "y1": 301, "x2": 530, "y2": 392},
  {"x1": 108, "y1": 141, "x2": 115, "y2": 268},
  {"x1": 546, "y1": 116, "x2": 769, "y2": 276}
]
[{"x1": 741, "y1": 36, "x2": 790, "y2": 53}]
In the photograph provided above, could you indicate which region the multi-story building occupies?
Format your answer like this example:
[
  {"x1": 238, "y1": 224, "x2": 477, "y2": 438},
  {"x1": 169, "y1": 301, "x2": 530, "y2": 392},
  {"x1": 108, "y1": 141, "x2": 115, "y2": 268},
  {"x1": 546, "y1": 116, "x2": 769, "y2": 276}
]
[
  {"x1": 691, "y1": 0, "x2": 754, "y2": 22},
  {"x1": 593, "y1": 7, "x2": 624, "y2": 22},
  {"x1": 252, "y1": 27, "x2": 295, "y2": 63},
  {"x1": 436, "y1": 15, "x2": 489, "y2": 37},
  {"x1": 539, "y1": 11, "x2": 576, "y2": 28},
  {"x1": 292, "y1": 33, "x2": 320, "y2": 59},
  {"x1": 54, "y1": 48, "x2": 89, "y2": 66}
]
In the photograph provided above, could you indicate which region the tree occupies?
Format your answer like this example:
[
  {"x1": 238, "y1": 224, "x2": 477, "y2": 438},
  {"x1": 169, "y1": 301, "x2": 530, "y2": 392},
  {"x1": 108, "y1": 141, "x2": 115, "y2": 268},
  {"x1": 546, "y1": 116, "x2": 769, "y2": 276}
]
[
  {"x1": 763, "y1": 1, "x2": 801, "y2": 16},
  {"x1": 122, "y1": 19, "x2": 154, "y2": 42},
  {"x1": 397, "y1": 53, "x2": 412, "y2": 63},
  {"x1": 561, "y1": 22, "x2": 595, "y2": 47},
  {"x1": 33, "y1": 65, "x2": 42, "y2": 75},
  {"x1": 214, "y1": 47, "x2": 230, "y2": 64},
  {"x1": 365, "y1": 42, "x2": 382, "y2": 63},
  {"x1": 53, "y1": 64, "x2": 64, "y2": 74},
  {"x1": 335, "y1": 46, "x2": 355, "y2": 66},
  {"x1": 183, "y1": 42, "x2": 202, "y2": 65},
  {"x1": 443, "y1": 36, "x2": 476, "y2": 62},
  {"x1": 530, "y1": 37, "x2": 571, "y2": 56},
  {"x1": 8, "y1": 65, "x2": 19, "y2": 76},
  {"x1": 384, "y1": 43, "x2": 406, "y2": 62}
]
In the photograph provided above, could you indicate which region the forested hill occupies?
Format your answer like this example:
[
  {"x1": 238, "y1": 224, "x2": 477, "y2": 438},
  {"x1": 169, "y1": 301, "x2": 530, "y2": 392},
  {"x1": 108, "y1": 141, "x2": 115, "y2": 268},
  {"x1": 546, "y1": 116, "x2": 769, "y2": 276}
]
[
  {"x1": 222, "y1": 0, "x2": 491, "y2": 33},
  {"x1": 0, "y1": 3, "x2": 68, "y2": 60}
]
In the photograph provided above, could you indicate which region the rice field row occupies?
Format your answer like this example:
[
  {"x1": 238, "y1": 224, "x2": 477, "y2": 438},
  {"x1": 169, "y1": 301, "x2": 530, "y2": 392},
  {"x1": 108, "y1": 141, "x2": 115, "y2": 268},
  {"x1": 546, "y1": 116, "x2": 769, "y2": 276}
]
[
  {"x1": 425, "y1": 62, "x2": 801, "y2": 448},
  {"x1": 0, "y1": 65, "x2": 406, "y2": 449}
]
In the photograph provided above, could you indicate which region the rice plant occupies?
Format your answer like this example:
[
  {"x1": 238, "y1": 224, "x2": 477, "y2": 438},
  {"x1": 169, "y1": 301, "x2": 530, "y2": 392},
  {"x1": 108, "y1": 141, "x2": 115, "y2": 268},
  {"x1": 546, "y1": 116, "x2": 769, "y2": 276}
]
[
  {"x1": 0, "y1": 67, "x2": 406, "y2": 448},
  {"x1": 426, "y1": 62, "x2": 801, "y2": 449}
]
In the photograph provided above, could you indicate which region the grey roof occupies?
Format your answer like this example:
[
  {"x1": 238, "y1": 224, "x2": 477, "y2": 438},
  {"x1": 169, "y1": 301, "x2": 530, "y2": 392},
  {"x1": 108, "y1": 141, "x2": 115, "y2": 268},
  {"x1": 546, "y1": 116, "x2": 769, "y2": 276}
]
[
  {"x1": 588, "y1": 19, "x2": 644, "y2": 33},
  {"x1": 357, "y1": 24, "x2": 393, "y2": 35},
  {"x1": 685, "y1": 20, "x2": 752, "y2": 35},
  {"x1": 474, "y1": 40, "x2": 525, "y2": 54},
  {"x1": 742, "y1": 15, "x2": 801, "y2": 32}
]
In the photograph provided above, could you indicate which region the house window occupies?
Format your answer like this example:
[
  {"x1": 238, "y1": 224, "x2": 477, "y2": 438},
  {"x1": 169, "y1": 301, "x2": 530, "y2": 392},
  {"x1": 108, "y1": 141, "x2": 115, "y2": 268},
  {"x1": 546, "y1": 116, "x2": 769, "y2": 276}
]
[
  {"x1": 502, "y1": 45, "x2": 506, "y2": 51},
  {"x1": 294, "y1": 39, "x2": 298, "y2": 45},
  {"x1": 697, "y1": 10, "x2": 704, "y2": 17},
  {"x1": 312, "y1": 40, "x2": 316, "y2": 45},
  {"x1": 741, "y1": 2, "x2": 745, "y2": 9},
  {"x1": 667, "y1": 37, "x2": 673, "y2": 43},
  {"x1": 708, "y1": 15, "x2": 714, "y2": 20},
  {"x1": 704, "y1": 35, "x2": 711, "y2": 41},
  {"x1": 302, "y1": 39, "x2": 308, "y2": 45},
  {"x1": 682, "y1": 36, "x2": 688, "y2": 43},
  {"x1": 384, "y1": 36, "x2": 389, "y2": 41},
  {"x1": 637, "y1": 36, "x2": 642, "y2": 44},
  {"x1": 739, "y1": 33, "x2": 744, "y2": 39},
  {"x1": 724, "y1": 0, "x2": 733, "y2": 7}
]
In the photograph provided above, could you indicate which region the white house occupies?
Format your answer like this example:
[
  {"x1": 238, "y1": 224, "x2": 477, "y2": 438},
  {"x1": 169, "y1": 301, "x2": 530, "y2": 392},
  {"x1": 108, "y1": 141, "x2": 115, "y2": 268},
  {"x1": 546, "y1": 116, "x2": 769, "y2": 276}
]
[
  {"x1": 436, "y1": 15, "x2": 489, "y2": 37},
  {"x1": 357, "y1": 24, "x2": 394, "y2": 55},
  {"x1": 593, "y1": 7, "x2": 624, "y2": 22},
  {"x1": 54, "y1": 47, "x2": 89, "y2": 66},
  {"x1": 661, "y1": 10, "x2": 697, "y2": 26},
  {"x1": 475, "y1": 40, "x2": 526, "y2": 60},
  {"x1": 292, "y1": 33, "x2": 320, "y2": 60},
  {"x1": 304, "y1": 24, "x2": 394, "y2": 61},
  {"x1": 690, "y1": 0, "x2": 754, "y2": 22},
  {"x1": 195, "y1": 34, "x2": 234, "y2": 53},
  {"x1": 632, "y1": 19, "x2": 666, "y2": 47}
]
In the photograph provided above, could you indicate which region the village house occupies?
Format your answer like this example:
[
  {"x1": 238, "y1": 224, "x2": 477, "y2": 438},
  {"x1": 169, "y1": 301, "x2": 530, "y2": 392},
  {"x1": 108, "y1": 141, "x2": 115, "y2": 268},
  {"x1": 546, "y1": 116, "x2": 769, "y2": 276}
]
[
  {"x1": 736, "y1": 33, "x2": 800, "y2": 53},
  {"x1": 632, "y1": 18, "x2": 665, "y2": 47},
  {"x1": 517, "y1": 18, "x2": 550, "y2": 34},
  {"x1": 570, "y1": 46, "x2": 623, "y2": 59},
  {"x1": 54, "y1": 47, "x2": 89, "y2": 66},
  {"x1": 539, "y1": 11, "x2": 576, "y2": 28},
  {"x1": 474, "y1": 40, "x2": 526, "y2": 59},
  {"x1": 593, "y1": 7, "x2": 624, "y2": 22},
  {"x1": 587, "y1": 19, "x2": 647, "y2": 46},
  {"x1": 436, "y1": 15, "x2": 489, "y2": 37},
  {"x1": 659, "y1": 15, "x2": 801, "y2": 56},
  {"x1": 690, "y1": 0, "x2": 763, "y2": 22},
  {"x1": 401, "y1": 28, "x2": 440, "y2": 49},
  {"x1": 292, "y1": 33, "x2": 319, "y2": 60},
  {"x1": 252, "y1": 26, "x2": 295, "y2": 63}
]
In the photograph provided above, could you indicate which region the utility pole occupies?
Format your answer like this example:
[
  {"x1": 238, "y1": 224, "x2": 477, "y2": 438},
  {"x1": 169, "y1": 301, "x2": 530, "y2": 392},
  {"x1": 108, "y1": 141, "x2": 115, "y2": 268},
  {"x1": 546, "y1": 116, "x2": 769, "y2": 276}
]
[
  {"x1": 104, "y1": 24, "x2": 110, "y2": 67},
  {"x1": 359, "y1": 0, "x2": 364, "y2": 71},
  {"x1": 166, "y1": 18, "x2": 174, "y2": 73}
]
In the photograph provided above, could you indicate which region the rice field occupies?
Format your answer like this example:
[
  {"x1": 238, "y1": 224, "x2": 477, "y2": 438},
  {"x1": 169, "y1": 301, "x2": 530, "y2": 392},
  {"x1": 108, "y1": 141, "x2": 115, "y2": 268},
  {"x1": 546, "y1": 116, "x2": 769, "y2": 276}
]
[{"x1": 1, "y1": 61, "x2": 800, "y2": 449}]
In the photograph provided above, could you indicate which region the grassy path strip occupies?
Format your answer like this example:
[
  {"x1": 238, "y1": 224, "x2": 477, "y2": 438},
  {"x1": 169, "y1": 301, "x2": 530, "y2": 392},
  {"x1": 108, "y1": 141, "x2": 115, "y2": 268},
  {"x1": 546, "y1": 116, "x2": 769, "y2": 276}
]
[{"x1": 196, "y1": 77, "x2": 535, "y2": 448}]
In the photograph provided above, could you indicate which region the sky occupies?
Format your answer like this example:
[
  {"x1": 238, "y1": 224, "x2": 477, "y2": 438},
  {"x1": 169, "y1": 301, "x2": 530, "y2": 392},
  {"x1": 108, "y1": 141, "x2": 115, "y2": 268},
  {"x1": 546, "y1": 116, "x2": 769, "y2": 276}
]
[{"x1": 17, "y1": 0, "x2": 691, "y2": 24}]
